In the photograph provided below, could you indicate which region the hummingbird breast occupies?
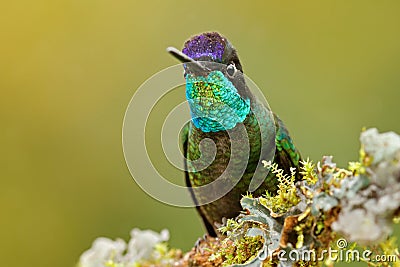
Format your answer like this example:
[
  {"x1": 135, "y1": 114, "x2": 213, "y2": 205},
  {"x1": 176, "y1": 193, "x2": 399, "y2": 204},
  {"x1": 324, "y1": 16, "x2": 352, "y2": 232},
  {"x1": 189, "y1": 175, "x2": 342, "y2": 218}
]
[{"x1": 186, "y1": 108, "x2": 265, "y2": 230}]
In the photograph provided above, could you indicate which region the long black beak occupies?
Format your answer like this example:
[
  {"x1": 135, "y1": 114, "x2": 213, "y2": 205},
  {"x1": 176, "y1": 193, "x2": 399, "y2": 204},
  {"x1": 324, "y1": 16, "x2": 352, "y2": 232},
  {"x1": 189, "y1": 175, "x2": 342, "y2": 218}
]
[{"x1": 166, "y1": 47, "x2": 210, "y2": 73}]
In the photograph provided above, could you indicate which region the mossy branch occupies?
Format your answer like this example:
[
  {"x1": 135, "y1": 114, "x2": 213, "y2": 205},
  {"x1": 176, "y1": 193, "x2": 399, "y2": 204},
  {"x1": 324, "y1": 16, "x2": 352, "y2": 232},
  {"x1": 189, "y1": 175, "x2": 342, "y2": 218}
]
[{"x1": 78, "y1": 128, "x2": 400, "y2": 267}]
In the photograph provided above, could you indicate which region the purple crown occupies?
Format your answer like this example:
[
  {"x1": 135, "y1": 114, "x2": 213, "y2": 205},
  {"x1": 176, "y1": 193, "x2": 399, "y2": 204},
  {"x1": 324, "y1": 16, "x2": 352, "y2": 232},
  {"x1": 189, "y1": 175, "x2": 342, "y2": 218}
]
[{"x1": 182, "y1": 32, "x2": 225, "y2": 61}]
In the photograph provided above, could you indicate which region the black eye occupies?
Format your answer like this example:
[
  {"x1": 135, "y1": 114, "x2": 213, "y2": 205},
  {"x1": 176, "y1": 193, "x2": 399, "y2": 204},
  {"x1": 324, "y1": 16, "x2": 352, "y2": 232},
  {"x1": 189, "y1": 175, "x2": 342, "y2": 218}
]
[{"x1": 226, "y1": 64, "x2": 236, "y2": 77}]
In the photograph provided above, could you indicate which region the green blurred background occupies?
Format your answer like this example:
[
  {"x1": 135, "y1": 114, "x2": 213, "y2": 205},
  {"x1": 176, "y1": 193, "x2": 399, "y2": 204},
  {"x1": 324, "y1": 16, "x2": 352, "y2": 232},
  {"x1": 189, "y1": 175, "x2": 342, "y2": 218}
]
[{"x1": 1, "y1": 1, "x2": 400, "y2": 266}]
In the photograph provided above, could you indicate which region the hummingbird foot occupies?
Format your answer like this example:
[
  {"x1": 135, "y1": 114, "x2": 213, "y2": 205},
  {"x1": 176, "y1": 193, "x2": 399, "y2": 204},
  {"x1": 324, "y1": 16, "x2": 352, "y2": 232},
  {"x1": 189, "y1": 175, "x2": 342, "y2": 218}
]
[{"x1": 194, "y1": 234, "x2": 209, "y2": 253}]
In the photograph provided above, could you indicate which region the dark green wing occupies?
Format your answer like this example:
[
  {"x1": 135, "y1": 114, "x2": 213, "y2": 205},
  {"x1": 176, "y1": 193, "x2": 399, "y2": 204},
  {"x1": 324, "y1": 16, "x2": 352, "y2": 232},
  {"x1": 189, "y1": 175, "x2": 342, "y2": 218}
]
[
  {"x1": 273, "y1": 113, "x2": 301, "y2": 178},
  {"x1": 181, "y1": 122, "x2": 217, "y2": 237}
]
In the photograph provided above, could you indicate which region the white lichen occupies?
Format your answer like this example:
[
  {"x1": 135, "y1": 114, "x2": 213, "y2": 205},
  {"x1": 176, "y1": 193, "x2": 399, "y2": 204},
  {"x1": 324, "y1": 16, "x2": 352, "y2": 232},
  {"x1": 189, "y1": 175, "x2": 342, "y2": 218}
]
[
  {"x1": 361, "y1": 128, "x2": 400, "y2": 186},
  {"x1": 124, "y1": 228, "x2": 169, "y2": 264},
  {"x1": 332, "y1": 128, "x2": 400, "y2": 244},
  {"x1": 79, "y1": 237, "x2": 126, "y2": 267},
  {"x1": 79, "y1": 228, "x2": 169, "y2": 267}
]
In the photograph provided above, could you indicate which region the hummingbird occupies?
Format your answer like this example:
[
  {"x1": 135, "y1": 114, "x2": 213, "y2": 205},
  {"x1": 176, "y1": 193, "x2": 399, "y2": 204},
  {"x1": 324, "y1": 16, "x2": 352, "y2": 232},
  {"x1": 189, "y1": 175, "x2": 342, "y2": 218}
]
[{"x1": 167, "y1": 32, "x2": 301, "y2": 237}]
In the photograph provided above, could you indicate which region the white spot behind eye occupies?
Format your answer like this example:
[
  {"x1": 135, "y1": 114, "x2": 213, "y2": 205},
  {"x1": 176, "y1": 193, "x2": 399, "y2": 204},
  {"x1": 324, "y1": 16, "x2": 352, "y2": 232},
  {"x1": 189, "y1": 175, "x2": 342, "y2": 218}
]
[{"x1": 226, "y1": 63, "x2": 236, "y2": 77}]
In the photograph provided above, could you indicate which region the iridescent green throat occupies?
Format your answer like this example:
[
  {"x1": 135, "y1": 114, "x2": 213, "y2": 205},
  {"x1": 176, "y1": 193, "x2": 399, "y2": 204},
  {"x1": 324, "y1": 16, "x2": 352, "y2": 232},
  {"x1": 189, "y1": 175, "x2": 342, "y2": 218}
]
[{"x1": 185, "y1": 70, "x2": 251, "y2": 133}]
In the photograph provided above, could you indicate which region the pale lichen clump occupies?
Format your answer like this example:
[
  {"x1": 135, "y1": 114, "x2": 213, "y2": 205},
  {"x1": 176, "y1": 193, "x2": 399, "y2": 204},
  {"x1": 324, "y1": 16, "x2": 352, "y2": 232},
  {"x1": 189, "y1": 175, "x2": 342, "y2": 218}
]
[
  {"x1": 331, "y1": 128, "x2": 400, "y2": 244},
  {"x1": 78, "y1": 228, "x2": 182, "y2": 267},
  {"x1": 78, "y1": 128, "x2": 400, "y2": 267}
]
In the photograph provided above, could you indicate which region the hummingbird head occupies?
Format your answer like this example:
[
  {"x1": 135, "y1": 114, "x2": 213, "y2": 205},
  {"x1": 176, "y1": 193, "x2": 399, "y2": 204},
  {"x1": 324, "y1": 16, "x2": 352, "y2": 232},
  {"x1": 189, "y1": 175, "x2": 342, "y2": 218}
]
[
  {"x1": 182, "y1": 32, "x2": 242, "y2": 71},
  {"x1": 168, "y1": 32, "x2": 252, "y2": 133}
]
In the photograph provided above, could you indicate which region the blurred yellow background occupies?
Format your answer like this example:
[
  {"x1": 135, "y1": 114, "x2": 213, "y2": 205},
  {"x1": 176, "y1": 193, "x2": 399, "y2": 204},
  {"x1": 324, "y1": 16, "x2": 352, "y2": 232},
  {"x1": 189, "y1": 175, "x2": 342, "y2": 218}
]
[{"x1": 1, "y1": 1, "x2": 400, "y2": 267}]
